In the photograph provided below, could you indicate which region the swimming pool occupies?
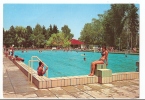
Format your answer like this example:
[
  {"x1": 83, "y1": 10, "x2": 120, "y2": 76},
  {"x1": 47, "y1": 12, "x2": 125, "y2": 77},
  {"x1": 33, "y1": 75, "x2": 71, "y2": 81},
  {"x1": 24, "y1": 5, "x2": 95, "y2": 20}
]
[{"x1": 14, "y1": 50, "x2": 139, "y2": 78}]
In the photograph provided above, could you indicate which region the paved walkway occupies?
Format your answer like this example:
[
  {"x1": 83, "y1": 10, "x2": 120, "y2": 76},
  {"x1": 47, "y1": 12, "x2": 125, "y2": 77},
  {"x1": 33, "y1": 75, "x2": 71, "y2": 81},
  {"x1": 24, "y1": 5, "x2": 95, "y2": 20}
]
[{"x1": 3, "y1": 55, "x2": 139, "y2": 99}]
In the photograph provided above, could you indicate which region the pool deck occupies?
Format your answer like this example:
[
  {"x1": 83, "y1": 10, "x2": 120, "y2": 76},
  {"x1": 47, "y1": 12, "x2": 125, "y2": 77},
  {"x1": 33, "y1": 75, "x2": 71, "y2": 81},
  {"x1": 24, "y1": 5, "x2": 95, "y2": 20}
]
[{"x1": 3, "y1": 55, "x2": 139, "y2": 99}]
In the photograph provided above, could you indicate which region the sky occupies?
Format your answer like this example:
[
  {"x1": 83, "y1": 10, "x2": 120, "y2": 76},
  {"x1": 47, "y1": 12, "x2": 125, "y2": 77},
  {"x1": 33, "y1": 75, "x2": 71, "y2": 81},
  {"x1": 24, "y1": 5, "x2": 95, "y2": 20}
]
[
  {"x1": 3, "y1": 4, "x2": 139, "y2": 39},
  {"x1": 3, "y1": 4, "x2": 111, "y2": 39}
]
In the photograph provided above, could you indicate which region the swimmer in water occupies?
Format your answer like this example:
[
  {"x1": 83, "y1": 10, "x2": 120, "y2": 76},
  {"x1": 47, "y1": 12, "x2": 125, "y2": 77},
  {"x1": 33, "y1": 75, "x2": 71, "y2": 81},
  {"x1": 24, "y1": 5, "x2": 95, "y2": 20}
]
[
  {"x1": 83, "y1": 53, "x2": 86, "y2": 61},
  {"x1": 84, "y1": 57, "x2": 86, "y2": 61}
]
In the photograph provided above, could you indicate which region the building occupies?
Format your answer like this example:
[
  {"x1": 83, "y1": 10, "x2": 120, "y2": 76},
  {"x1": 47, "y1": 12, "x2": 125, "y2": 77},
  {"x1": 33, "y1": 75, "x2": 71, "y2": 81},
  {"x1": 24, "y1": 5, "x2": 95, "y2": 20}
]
[{"x1": 70, "y1": 39, "x2": 85, "y2": 49}]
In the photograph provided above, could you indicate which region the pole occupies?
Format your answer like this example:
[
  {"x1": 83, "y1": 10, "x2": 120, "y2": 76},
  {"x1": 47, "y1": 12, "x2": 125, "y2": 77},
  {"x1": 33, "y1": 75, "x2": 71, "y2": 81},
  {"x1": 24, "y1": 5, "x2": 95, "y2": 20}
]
[
  {"x1": 119, "y1": 38, "x2": 120, "y2": 51},
  {"x1": 127, "y1": 20, "x2": 129, "y2": 53}
]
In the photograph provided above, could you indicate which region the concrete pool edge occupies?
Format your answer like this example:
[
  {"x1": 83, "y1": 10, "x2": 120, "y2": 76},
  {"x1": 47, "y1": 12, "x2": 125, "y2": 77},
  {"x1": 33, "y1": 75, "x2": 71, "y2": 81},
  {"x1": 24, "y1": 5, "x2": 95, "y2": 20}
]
[{"x1": 9, "y1": 56, "x2": 139, "y2": 89}]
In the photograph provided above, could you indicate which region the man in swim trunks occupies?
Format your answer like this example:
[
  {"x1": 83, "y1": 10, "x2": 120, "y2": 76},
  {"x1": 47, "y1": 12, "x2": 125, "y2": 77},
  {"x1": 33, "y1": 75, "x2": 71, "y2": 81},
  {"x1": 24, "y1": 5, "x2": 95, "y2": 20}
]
[
  {"x1": 37, "y1": 61, "x2": 48, "y2": 76},
  {"x1": 89, "y1": 46, "x2": 108, "y2": 76}
]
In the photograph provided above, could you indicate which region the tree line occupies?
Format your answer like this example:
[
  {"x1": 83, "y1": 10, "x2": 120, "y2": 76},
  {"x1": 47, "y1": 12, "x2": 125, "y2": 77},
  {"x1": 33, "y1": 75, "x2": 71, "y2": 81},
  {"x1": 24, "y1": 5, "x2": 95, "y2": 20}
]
[
  {"x1": 3, "y1": 4, "x2": 139, "y2": 50},
  {"x1": 79, "y1": 4, "x2": 139, "y2": 50},
  {"x1": 3, "y1": 24, "x2": 74, "y2": 48}
]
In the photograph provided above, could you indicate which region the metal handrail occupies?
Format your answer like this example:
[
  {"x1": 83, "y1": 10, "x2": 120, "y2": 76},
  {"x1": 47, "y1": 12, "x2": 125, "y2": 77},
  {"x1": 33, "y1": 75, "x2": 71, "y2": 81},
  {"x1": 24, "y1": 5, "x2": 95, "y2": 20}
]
[
  {"x1": 28, "y1": 60, "x2": 39, "y2": 83},
  {"x1": 28, "y1": 56, "x2": 49, "y2": 83},
  {"x1": 31, "y1": 56, "x2": 48, "y2": 77}
]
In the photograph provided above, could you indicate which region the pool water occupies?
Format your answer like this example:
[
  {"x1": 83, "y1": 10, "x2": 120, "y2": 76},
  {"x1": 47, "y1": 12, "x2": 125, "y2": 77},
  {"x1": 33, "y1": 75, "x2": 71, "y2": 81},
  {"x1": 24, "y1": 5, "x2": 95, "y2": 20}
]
[{"x1": 14, "y1": 50, "x2": 139, "y2": 78}]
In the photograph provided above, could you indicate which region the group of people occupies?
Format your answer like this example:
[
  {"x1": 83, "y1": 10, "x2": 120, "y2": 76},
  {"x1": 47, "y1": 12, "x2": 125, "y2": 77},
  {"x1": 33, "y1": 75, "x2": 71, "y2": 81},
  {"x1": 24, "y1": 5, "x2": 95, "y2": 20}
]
[
  {"x1": 3, "y1": 45, "x2": 14, "y2": 57},
  {"x1": 3, "y1": 45, "x2": 24, "y2": 62}
]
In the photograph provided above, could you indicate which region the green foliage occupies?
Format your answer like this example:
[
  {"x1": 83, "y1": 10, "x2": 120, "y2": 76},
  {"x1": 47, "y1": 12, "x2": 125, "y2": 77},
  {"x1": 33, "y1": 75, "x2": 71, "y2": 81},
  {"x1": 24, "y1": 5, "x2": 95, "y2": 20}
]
[
  {"x1": 49, "y1": 24, "x2": 53, "y2": 37},
  {"x1": 79, "y1": 23, "x2": 92, "y2": 44},
  {"x1": 61, "y1": 25, "x2": 74, "y2": 40},
  {"x1": 3, "y1": 4, "x2": 139, "y2": 50},
  {"x1": 79, "y1": 19, "x2": 104, "y2": 46},
  {"x1": 79, "y1": 4, "x2": 139, "y2": 49},
  {"x1": 46, "y1": 32, "x2": 71, "y2": 48},
  {"x1": 52, "y1": 25, "x2": 59, "y2": 34},
  {"x1": 15, "y1": 26, "x2": 27, "y2": 47},
  {"x1": 26, "y1": 26, "x2": 33, "y2": 46},
  {"x1": 3, "y1": 23, "x2": 72, "y2": 48},
  {"x1": 32, "y1": 24, "x2": 46, "y2": 47}
]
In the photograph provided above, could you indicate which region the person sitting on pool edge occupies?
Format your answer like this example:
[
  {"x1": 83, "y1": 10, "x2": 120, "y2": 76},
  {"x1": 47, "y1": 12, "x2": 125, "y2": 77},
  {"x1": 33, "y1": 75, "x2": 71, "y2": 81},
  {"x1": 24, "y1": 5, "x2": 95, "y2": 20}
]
[
  {"x1": 88, "y1": 46, "x2": 108, "y2": 76},
  {"x1": 37, "y1": 61, "x2": 48, "y2": 76},
  {"x1": 13, "y1": 55, "x2": 24, "y2": 62}
]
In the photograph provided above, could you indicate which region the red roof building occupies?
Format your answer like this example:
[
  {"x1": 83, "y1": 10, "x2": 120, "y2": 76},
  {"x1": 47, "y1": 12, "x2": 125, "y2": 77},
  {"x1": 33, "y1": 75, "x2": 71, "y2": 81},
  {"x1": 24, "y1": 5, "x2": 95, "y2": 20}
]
[
  {"x1": 70, "y1": 39, "x2": 84, "y2": 45},
  {"x1": 70, "y1": 39, "x2": 84, "y2": 49}
]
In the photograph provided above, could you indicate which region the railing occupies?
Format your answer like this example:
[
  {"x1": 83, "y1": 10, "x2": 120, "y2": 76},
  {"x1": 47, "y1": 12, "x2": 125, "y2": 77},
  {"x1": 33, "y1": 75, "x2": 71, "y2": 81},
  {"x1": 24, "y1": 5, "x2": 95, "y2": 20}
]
[{"x1": 28, "y1": 56, "x2": 48, "y2": 83}]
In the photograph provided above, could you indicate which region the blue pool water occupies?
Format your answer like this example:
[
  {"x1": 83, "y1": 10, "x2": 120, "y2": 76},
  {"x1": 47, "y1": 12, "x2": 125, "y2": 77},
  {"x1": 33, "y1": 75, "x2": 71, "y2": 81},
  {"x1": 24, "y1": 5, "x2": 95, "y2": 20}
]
[{"x1": 14, "y1": 50, "x2": 139, "y2": 78}]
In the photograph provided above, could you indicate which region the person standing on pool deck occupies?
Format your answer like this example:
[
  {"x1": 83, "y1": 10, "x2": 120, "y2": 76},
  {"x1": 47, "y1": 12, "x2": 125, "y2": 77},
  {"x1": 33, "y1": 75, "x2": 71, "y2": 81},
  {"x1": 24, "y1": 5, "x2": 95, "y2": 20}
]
[
  {"x1": 89, "y1": 46, "x2": 108, "y2": 76},
  {"x1": 37, "y1": 61, "x2": 48, "y2": 76}
]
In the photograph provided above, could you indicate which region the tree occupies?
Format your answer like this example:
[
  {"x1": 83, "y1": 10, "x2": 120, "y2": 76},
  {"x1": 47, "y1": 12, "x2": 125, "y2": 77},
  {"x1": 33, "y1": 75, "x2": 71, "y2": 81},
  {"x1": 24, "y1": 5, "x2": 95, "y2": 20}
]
[
  {"x1": 61, "y1": 25, "x2": 71, "y2": 34},
  {"x1": 26, "y1": 26, "x2": 33, "y2": 47},
  {"x1": 15, "y1": 26, "x2": 26, "y2": 48},
  {"x1": 101, "y1": 5, "x2": 127, "y2": 47},
  {"x1": 9, "y1": 26, "x2": 16, "y2": 46},
  {"x1": 99, "y1": 4, "x2": 139, "y2": 49},
  {"x1": 79, "y1": 18, "x2": 104, "y2": 46},
  {"x1": 101, "y1": 10, "x2": 115, "y2": 46},
  {"x1": 42, "y1": 25, "x2": 47, "y2": 38},
  {"x1": 49, "y1": 24, "x2": 53, "y2": 36},
  {"x1": 113, "y1": 4, "x2": 139, "y2": 49},
  {"x1": 79, "y1": 4, "x2": 139, "y2": 50},
  {"x1": 46, "y1": 32, "x2": 71, "y2": 48},
  {"x1": 126, "y1": 4, "x2": 139, "y2": 49},
  {"x1": 79, "y1": 23, "x2": 93, "y2": 45},
  {"x1": 52, "y1": 25, "x2": 59, "y2": 34},
  {"x1": 33, "y1": 24, "x2": 45, "y2": 47},
  {"x1": 61, "y1": 25, "x2": 74, "y2": 40},
  {"x1": 91, "y1": 18, "x2": 104, "y2": 45},
  {"x1": 59, "y1": 32, "x2": 71, "y2": 48},
  {"x1": 3, "y1": 29, "x2": 11, "y2": 47}
]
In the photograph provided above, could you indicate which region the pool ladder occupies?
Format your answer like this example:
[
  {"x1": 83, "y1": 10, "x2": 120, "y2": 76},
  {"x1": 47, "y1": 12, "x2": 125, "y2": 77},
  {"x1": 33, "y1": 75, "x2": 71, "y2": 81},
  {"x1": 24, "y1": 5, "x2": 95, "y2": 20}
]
[{"x1": 28, "y1": 56, "x2": 48, "y2": 83}]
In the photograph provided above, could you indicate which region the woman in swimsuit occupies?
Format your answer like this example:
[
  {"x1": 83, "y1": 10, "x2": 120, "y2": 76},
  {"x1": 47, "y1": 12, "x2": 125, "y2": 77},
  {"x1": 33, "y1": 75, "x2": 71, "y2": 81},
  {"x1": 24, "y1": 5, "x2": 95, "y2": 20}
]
[{"x1": 89, "y1": 46, "x2": 108, "y2": 76}]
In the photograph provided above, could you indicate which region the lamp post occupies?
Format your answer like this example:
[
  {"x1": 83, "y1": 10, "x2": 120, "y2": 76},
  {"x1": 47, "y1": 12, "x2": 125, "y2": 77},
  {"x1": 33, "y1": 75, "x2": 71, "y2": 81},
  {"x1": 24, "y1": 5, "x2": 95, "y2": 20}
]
[{"x1": 119, "y1": 38, "x2": 120, "y2": 51}]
